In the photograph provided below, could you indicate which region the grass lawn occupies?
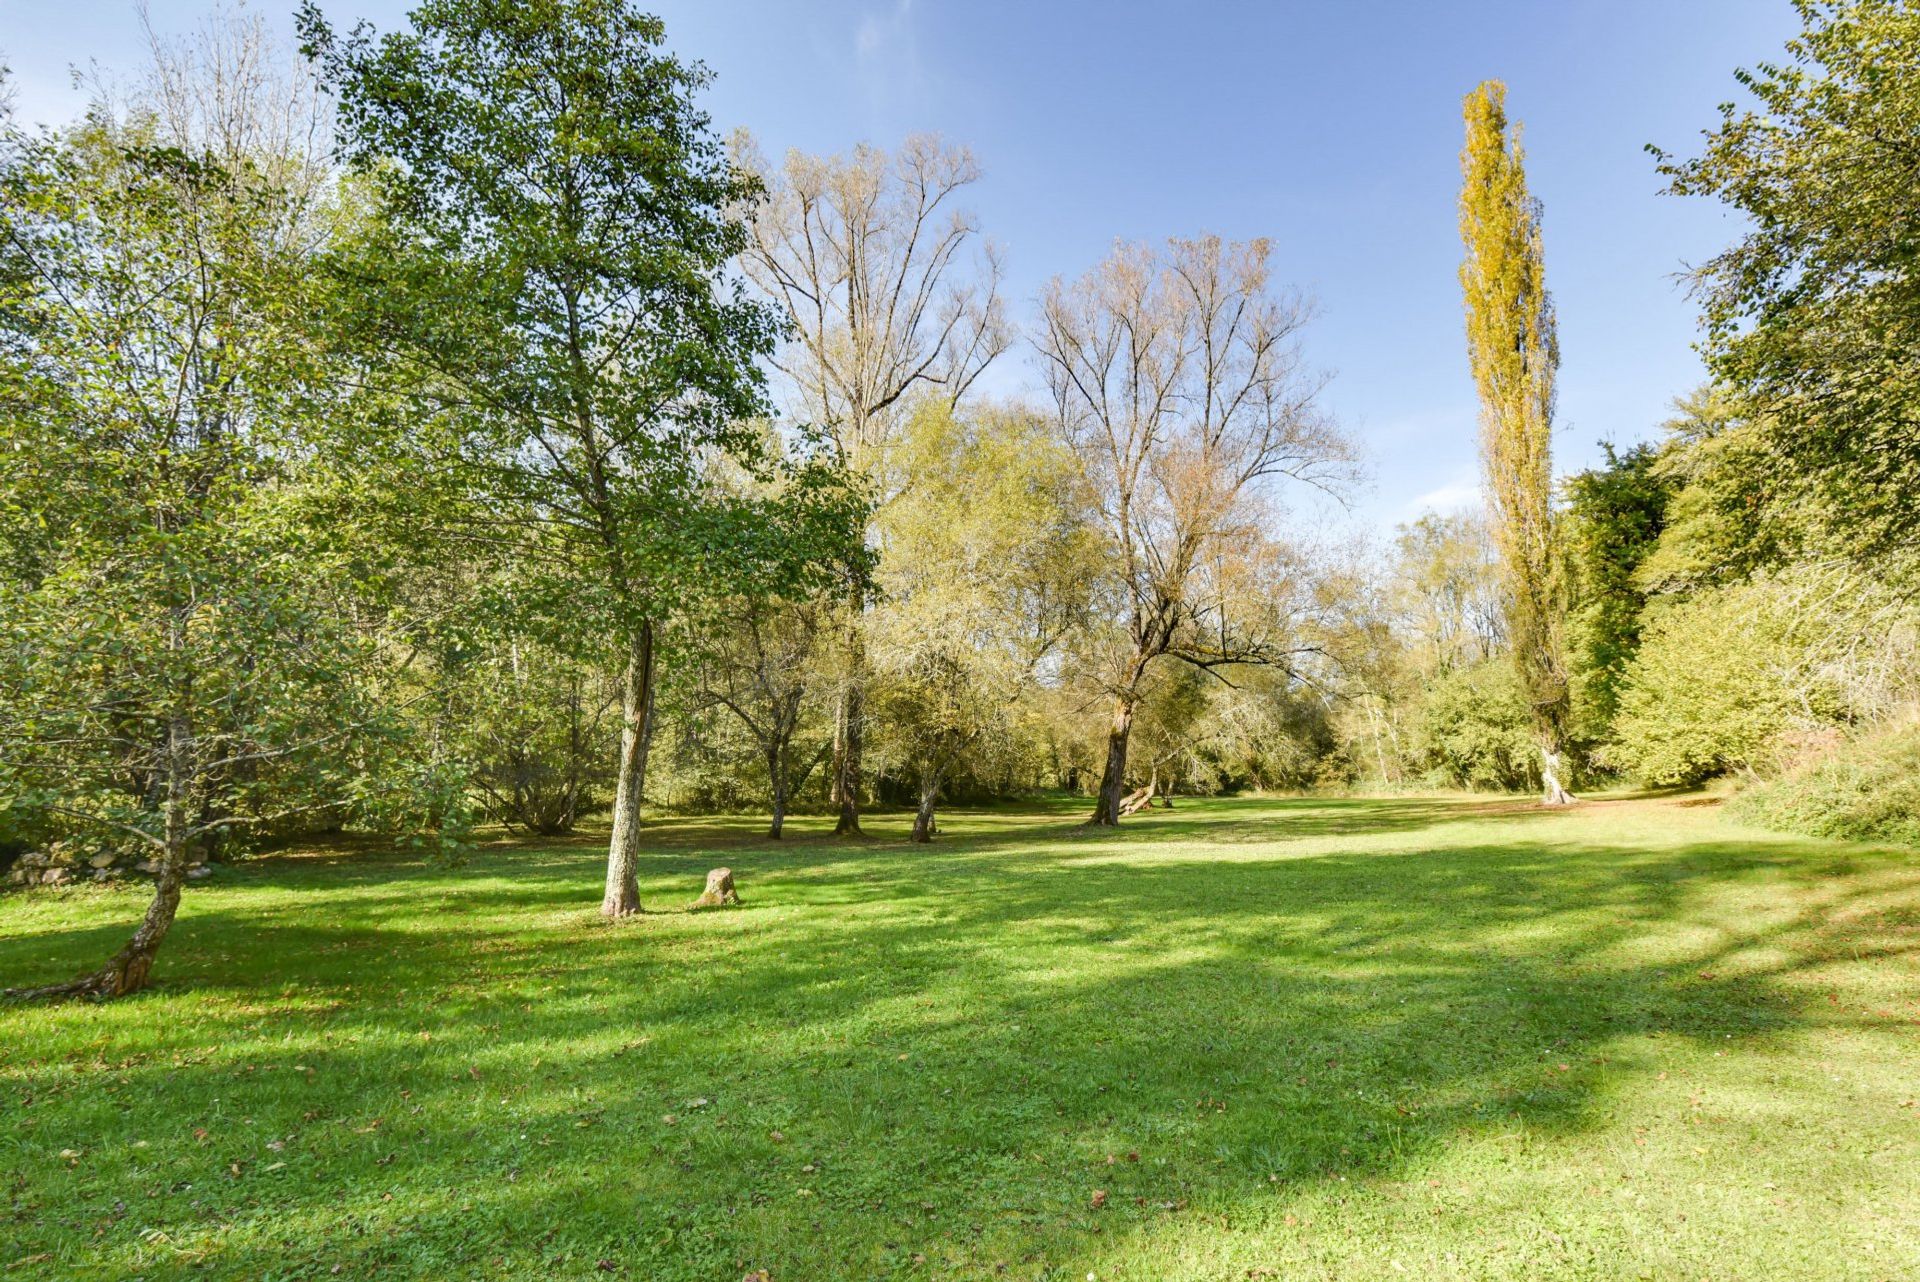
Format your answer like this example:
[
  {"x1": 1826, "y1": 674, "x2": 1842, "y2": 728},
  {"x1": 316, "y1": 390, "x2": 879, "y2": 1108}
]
[{"x1": 2, "y1": 793, "x2": 1918, "y2": 1280}]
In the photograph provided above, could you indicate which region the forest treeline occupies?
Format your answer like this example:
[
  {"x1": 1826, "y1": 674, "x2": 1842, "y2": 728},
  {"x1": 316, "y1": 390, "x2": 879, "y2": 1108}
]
[{"x1": 3, "y1": 0, "x2": 1918, "y2": 996}]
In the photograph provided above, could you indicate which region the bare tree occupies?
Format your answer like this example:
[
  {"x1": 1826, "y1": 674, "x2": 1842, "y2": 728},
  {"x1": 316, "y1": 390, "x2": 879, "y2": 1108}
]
[
  {"x1": 736, "y1": 131, "x2": 1010, "y2": 834},
  {"x1": 695, "y1": 596, "x2": 828, "y2": 839},
  {"x1": 1039, "y1": 236, "x2": 1352, "y2": 825}
]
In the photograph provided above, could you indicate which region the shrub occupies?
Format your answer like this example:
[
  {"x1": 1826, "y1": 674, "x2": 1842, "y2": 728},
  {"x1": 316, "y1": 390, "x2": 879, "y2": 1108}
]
[
  {"x1": 1608, "y1": 566, "x2": 1916, "y2": 786},
  {"x1": 1728, "y1": 721, "x2": 1920, "y2": 847},
  {"x1": 1413, "y1": 661, "x2": 1538, "y2": 791}
]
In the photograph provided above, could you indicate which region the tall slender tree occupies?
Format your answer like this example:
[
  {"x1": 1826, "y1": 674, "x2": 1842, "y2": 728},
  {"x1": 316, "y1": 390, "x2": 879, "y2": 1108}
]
[{"x1": 1458, "y1": 80, "x2": 1575, "y2": 805}]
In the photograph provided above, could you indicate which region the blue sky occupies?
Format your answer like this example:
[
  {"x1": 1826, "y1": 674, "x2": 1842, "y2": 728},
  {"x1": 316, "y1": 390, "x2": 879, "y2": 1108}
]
[{"x1": 1, "y1": 0, "x2": 1800, "y2": 531}]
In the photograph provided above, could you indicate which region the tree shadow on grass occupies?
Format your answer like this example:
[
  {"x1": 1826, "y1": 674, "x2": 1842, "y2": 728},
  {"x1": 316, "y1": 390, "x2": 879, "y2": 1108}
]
[{"x1": 0, "y1": 797, "x2": 1915, "y2": 1278}]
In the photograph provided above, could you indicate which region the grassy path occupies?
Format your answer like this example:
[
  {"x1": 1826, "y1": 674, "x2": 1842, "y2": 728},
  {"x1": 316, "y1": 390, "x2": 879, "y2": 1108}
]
[{"x1": 2, "y1": 794, "x2": 1918, "y2": 1279}]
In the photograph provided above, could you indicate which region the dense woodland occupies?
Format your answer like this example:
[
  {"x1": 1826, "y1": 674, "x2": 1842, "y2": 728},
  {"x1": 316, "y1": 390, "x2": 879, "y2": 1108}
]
[{"x1": 2, "y1": 0, "x2": 1918, "y2": 998}]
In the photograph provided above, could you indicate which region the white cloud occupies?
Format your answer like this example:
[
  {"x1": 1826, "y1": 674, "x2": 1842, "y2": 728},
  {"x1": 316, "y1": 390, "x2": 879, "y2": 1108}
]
[
  {"x1": 855, "y1": 0, "x2": 915, "y2": 62},
  {"x1": 850, "y1": 0, "x2": 928, "y2": 122},
  {"x1": 1406, "y1": 469, "x2": 1482, "y2": 516}
]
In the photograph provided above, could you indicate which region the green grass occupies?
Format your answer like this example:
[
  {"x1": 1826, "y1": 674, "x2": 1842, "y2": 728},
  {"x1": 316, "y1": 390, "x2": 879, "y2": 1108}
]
[{"x1": 3, "y1": 793, "x2": 1918, "y2": 1280}]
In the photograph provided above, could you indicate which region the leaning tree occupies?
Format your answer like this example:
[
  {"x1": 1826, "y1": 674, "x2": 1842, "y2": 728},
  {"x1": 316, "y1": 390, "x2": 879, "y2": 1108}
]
[
  {"x1": 1038, "y1": 236, "x2": 1351, "y2": 825},
  {"x1": 0, "y1": 10, "x2": 410, "y2": 998}
]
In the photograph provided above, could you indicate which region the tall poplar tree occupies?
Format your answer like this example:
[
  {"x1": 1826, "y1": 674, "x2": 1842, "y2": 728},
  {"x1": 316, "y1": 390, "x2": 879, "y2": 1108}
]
[{"x1": 1458, "y1": 80, "x2": 1575, "y2": 805}]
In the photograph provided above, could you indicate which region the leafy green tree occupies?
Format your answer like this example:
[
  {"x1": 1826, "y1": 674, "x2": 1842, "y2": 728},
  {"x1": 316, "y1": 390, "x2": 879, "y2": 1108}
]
[
  {"x1": 1655, "y1": 0, "x2": 1920, "y2": 576},
  {"x1": 0, "y1": 43, "x2": 408, "y2": 997},
  {"x1": 302, "y1": 0, "x2": 861, "y2": 915},
  {"x1": 467, "y1": 634, "x2": 620, "y2": 836},
  {"x1": 1415, "y1": 661, "x2": 1539, "y2": 792},
  {"x1": 1610, "y1": 565, "x2": 1916, "y2": 785},
  {"x1": 868, "y1": 400, "x2": 1093, "y2": 841},
  {"x1": 1632, "y1": 387, "x2": 1798, "y2": 596},
  {"x1": 691, "y1": 592, "x2": 831, "y2": 840},
  {"x1": 1459, "y1": 80, "x2": 1575, "y2": 805},
  {"x1": 1563, "y1": 442, "x2": 1670, "y2": 742}
]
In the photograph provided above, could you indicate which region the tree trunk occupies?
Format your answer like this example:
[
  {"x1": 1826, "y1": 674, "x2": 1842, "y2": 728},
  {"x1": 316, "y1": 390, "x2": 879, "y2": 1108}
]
[
  {"x1": 7, "y1": 714, "x2": 191, "y2": 1002},
  {"x1": 9, "y1": 851, "x2": 188, "y2": 1002},
  {"x1": 911, "y1": 769, "x2": 939, "y2": 843},
  {"x1": 830, "y1": 677, "x2": 864, "y2": 836},
  {"x1": 1539, "y1": 738, "x2": 1576, "y2": 806},
  {"x1": 602, "y1": 622, "x2": 655, "y2": 918},
  {"x1": 1086, "y1": 695, "x2": 1137, "y2": 826},
  {"x1": 767, "y1": 744, "x2": 788, "y2": 839}
]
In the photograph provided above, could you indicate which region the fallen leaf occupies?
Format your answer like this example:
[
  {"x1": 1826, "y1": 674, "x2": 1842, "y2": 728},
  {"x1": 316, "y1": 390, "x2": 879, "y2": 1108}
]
[{"x1": 1090, "y1": 1190, "x2": 1108, "y2": 1209}]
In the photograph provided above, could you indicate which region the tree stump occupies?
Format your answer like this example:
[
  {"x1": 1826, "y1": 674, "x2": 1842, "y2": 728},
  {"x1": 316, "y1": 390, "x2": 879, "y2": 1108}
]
[{"x1": 691, "y1": 866, "x2": 740, "y2": 909}]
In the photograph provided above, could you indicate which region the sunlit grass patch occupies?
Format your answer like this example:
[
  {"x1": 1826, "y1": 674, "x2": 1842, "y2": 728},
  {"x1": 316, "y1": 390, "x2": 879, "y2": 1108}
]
[{"x1": 3, "y1": 793, "x2": 1917, "y2": 1280}]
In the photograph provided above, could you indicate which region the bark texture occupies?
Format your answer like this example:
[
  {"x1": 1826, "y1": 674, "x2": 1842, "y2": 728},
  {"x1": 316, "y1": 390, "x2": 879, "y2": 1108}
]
[
  {"x1": 5, "y1": 860, "x2": 186, "y2": 1001},
  {"x1": 910, "y1": 771, "x2": 939, "y2": 843},
  {"x1": 1539, "y1": 742, "x2": 1577, "y2": 806},
  {"x1": 1087, "y1": 696, "x2": 1137, "y2": 826},
  {"x1": 830, "y1": 676, "x2": 864, "y2": 836},
  {"x1": 766, "y1": 747, "x2": 789, "y2": 839},
  {"x1": 6, "y1": 713, "x2": 192, "y2": 1002},
  {"x1": 602, "y1": 622, "x2": 655, "y2": 918},
  {"x1": 1118, "y1": 782, "x2": 1157, "y2": 818}
]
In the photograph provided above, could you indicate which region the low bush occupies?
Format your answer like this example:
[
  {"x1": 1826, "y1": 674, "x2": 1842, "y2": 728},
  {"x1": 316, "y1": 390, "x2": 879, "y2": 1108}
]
[
  {"x1": 1414, "y1": 661, "x2": 1538, "y2": 791},
  {"x1": 1728, "y1": 720, "x2": 1920, "y2": 847}
]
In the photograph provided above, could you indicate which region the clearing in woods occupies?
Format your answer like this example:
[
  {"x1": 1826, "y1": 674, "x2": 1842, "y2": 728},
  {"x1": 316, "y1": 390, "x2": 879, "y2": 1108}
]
[{"x1": 2, "y1": 793, "x2": 1916, "y2": 1279}]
